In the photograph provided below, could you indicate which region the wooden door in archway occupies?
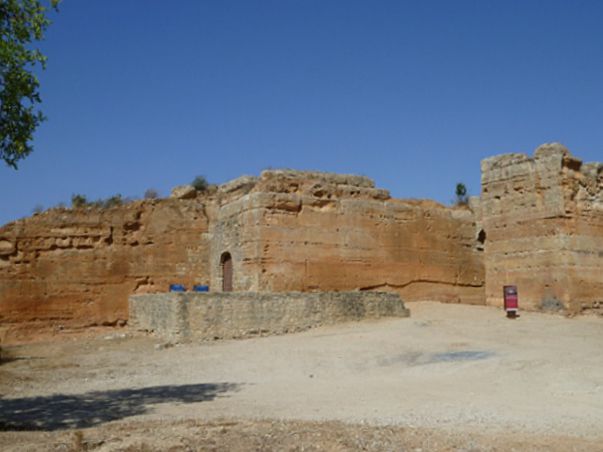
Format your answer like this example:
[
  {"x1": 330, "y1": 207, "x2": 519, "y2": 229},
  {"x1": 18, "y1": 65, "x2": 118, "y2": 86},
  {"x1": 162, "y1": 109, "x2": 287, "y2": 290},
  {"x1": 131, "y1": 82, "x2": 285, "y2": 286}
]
[{"x1": 221, "y1": 252, "x2": 233, "y2": 292}]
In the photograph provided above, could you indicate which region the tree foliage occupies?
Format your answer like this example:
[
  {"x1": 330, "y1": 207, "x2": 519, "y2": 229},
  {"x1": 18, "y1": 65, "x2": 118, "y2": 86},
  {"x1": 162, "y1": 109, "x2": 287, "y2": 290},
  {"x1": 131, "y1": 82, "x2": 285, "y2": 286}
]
[
  {"x1": 144, "y1": 188, "x2": 159, "y2": 199},
  {"x1": 0, "y1": 0, "x2": 59, "y2": 169},
  {"x1": 191, "y1": 175, "x2": 209, "y2": 192},
  {"x1": 455, "y1": 182, "x2": 469, "y2": 205},
  {"x1": 71, "y1": 193, "x2": 126, "y2": 209},
  {"x1": 71, "y1": 193, "x2": 87, "y2": 208}
]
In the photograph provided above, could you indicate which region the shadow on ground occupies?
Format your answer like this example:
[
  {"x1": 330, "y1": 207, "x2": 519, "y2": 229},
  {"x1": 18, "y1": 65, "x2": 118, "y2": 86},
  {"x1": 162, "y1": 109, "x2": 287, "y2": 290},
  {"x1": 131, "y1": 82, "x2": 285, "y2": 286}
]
[
  {"x1": 0, "y1": 382, "x2": 240, "y2": 431},
  {"x1": 376, "y1": 350, "x2": 495, "y2": 367}
]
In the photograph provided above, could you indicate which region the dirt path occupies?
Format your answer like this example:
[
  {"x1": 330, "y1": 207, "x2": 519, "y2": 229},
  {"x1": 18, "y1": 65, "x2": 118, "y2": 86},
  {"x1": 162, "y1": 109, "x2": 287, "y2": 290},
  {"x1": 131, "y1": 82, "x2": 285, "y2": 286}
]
[{"x1": 1, "y1": 302, "x2": 602, "y2": 450}]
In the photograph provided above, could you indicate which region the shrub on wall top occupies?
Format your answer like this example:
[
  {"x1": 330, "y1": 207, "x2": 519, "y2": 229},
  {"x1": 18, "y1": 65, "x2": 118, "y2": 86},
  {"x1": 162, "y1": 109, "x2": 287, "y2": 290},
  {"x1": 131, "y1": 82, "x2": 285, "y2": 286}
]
[{"x1": 191, "y1": 176, "x2": 209, "y2": 192}]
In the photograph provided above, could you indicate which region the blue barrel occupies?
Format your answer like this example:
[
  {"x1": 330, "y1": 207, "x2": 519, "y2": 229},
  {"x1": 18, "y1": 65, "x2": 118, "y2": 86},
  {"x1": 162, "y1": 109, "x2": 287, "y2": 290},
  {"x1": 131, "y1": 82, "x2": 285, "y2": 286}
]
[
  {"x1": 193, "y1": 285, "x2": 209, "y2": 292},
  {"x1": 169, "y1": 284, "x2": 186, "y2": 292}
]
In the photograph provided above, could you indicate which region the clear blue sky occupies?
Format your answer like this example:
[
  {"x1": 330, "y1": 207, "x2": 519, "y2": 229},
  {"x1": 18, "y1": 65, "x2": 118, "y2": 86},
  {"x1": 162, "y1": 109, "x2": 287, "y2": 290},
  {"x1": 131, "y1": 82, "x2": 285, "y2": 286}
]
[{"x1": 2, "y1": 0, "x2": 603, "y2": 226}]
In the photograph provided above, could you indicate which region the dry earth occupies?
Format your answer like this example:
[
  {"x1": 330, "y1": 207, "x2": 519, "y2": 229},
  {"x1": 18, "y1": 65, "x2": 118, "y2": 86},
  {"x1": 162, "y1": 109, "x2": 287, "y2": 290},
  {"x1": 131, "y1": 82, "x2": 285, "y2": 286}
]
[{"x1": 1, "y1": 302, "x2": 602, "y2": 451}]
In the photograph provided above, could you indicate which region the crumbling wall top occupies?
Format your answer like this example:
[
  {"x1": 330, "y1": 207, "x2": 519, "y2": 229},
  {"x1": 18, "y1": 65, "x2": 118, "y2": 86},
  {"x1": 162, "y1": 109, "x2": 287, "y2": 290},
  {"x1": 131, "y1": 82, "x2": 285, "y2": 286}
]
[
  {"x1": 214, "y1": 169, "x2": 390, "y2": 203},
  {"x1": 218, "y1": 175, "x2": 259, "y2": 196},
  {"x1": 481, "y1": 143, "x2": 600, "y2": 191},
  {"x1": 258, "y1": 169, "x2": 375, "y2": 188},
  {"x1": 533, "y1": 142, "x2": 571, "y2": 159}
]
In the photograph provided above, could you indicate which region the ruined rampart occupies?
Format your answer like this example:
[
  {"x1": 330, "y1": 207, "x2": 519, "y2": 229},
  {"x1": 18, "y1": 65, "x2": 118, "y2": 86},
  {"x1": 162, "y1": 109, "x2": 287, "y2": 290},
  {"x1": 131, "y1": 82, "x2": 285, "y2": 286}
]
[
  {"x1": 5, "y1": 143, "x2": 600, "y2": 341},
  {"x1": 210, "y1": 170, "x2": 485, "y2": 304},
  {"x1": 0, "y1": 170, "x2": 484, "y2": 341},
  {"x1": 0, "y1": 199, "x2": 210, "y2": 340},
  {"x1": 480, "y1": 143, "x2": 603, "y2": 312}
]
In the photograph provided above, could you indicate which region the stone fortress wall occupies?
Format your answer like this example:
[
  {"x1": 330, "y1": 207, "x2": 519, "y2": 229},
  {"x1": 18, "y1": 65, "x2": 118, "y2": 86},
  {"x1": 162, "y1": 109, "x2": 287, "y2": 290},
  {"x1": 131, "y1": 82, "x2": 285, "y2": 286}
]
[
  {"x1": 480, "y1": 143, "x2": 603, "y2": 313},
  {"x1": 0, "y1": 143, "x2": 601, "y2": 339},
  {"x1": 0, "y1": 200, "x2": 210, "y2": 340},
  {"x1": 209, "y1": 170, "x2": 484, "y2": 303}
]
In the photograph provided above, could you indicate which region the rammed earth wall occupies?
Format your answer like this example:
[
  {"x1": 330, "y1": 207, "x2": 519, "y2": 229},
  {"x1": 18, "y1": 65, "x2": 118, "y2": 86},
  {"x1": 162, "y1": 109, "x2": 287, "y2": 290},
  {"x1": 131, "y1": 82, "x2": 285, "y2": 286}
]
[
  {"x1": 2, "y1": 143, "x2": 601, "y2": 341},
  {"x1": 480, "y1": 143, "x2": 603, "y2": 312},
  {"x1": 208, "y1": 170, "x2": 485, "y2": 304},
  {"x1": 0, "y1": 199, "x2": 210, "y2": 340}
]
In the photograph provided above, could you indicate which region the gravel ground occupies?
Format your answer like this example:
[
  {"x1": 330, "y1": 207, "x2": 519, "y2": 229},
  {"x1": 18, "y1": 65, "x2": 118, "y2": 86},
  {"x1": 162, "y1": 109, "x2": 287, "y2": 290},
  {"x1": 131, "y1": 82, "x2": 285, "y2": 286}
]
[{"x1": 1, "y1": 302, "x2": 602, "y2": 451}]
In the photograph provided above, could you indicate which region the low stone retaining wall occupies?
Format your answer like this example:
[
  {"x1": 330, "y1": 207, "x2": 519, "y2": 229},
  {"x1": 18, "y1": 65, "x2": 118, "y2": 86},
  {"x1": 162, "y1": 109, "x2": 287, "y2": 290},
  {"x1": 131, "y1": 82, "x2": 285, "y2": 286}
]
[{"x1": 129, "y1": 291, "x2": 409, "y2": 341}]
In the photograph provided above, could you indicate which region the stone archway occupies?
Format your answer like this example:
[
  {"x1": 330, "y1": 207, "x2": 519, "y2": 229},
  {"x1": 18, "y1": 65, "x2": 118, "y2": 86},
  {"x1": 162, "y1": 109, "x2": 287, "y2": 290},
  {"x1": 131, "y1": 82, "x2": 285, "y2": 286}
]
[{"x1": 221, "y1": 252, "x2": 233, "y2": 292}]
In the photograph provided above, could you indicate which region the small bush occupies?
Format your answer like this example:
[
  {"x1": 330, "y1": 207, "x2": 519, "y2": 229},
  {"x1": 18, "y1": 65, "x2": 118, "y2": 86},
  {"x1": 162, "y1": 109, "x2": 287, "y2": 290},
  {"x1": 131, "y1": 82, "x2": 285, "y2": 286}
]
[
  {"x1": 144, "y1": 188, "x2": 159, "y2": 199},
  {"x1": 102, "y1": 194, "x2": 123, "y2": 208},
  {"x1": 71, "y1": 194, "x2": 88, "y2": 208},
  {"x1": 191, "y1": 175, "x2": 209, "y2": 192},
  {"x1": 32, "y1": 204, "x2": 44, "y2": 214},
  {"x1": 455, "y1": 183, "x2": 469, "y2": 206},
  {"x1": 71, "y1": 193, "x2": 126, "y2": 209}
]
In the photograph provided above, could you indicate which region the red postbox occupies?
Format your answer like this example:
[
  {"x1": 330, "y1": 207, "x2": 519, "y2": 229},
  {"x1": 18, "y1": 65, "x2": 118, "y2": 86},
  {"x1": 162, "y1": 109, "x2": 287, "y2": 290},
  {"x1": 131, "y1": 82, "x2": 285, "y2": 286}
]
[{"x1": 503, "y1": 285, "x2": 519, "y2": 318}]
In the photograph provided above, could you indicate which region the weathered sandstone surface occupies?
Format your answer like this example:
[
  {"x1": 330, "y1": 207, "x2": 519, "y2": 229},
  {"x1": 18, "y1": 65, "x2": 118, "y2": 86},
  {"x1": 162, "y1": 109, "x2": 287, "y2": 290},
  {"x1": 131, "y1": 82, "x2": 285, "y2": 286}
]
[
  {"x1": 6, "y1": 142, "x2": 600, "y2": 340},
  {"x1": 0, "y1": 171, "x2": 484, "y2": 340},
  {"x1": 210, "y1": 170, "x2": 485, "y2": 304},
  {"x1": 0, "y1": 200, "x2": 209, "y2": 340},
  {"x1": 480, "y1": 143, "x2": 603, "y2": 312}
]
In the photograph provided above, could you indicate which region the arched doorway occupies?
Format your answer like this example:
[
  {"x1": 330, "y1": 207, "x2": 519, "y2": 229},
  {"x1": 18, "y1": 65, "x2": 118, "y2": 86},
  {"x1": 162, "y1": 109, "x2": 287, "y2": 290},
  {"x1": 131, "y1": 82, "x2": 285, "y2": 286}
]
[
  {"x1": 221, "y1": 252, "x2": 233, "y2": 292},
  {"x1": 476, "y1": 229, "x2": 486, "y2": 251}
]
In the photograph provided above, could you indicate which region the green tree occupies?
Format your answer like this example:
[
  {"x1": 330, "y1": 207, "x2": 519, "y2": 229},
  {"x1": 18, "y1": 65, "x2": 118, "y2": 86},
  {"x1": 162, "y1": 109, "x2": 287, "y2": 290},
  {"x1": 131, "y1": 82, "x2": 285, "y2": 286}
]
[
  {"x1": 191, "y1": 175, "x2": 209, "y2": 192},
  {"x1": 455, "y1": 182, "x2": 469, "y2": 205},
  {"x1": 144, "y1": 188, "x2": 159, "y2": 199},
  {"x1": 102, "y1": 194, "x2": 123, "y2": 209},
  {"x1": 1, "y1": 0, "x2": 59, "y2": 169},
  {"x1": 71, "y1": 193, "x2": 87, "y2": 208}
]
